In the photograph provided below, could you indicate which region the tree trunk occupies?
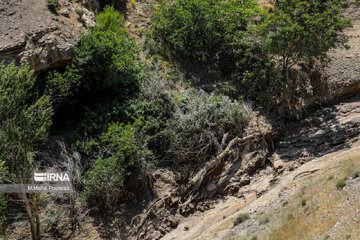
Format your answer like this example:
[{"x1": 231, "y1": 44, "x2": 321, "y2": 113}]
[
  {"x1": 32, "y1": 194, "x2": 41, "y2": 239},
  {"x1": 23, "y1": 148, "x2": 41, "y2": 239},
  {"x1": 22, "y1": 193, "x2": 37, "y2": 240}
]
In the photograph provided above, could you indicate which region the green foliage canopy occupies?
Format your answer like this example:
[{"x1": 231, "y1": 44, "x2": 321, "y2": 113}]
[
  {"x1": 0, "y1": 62, "x2": 53, "y2": 175},
  {"x1": 46, "y1": 6, "x2": 140, "y2": 111},
  {"x1": 152, "y1": 0, "x2": 264, "y2": 62},
  {"x1": 0, "y1": 62, "x2": 53, "y2": 232},
  {"x1": 83, "y1": 118, "x2": 152, "y2": 207},
  {"x1": 259, "y1": 0, "x2": 352, "y2": 72}
]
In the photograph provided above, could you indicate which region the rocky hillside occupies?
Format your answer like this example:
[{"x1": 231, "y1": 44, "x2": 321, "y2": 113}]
[
  {"x1": 1, "y1": 1, "x2": 360, "y2": 240},
  {"x1": 162, "y1": 91, "x2": 360, "y2": 240},
  {"x1": 0, "y1": 0, "x2": 96, "y2": 73}
]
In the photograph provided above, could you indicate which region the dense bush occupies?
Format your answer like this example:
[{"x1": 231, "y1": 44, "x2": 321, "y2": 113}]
[
  {"x1": 94, "y1": 6, "x2": 127, "y2": 35},
  {"x1": 152, "y1": 0, "x2": 263, "y2": 64},
  {"x1": 259, "y1": 0, "x2": 351, "y2": 73},
  {"x1": 73, "y1": 28, "x2": 140, "y2": 102},
  {"x1": 168, "y1": 90, "x2": 252, "y2": 163},
  {"x1": 233, "y1": 38, "x2": 280, "y2": 106},
  {"x1": 234, "y1": 213, "x2": 250, "y2": 226},
  {"x1": 46, "y1": 6, "x2": 140, "y2": 112},
  {"x1": 152, "y1": 0, "x2": 351, "y2": 107},
  {"x1": 125, "y1": 94, "x2": 175, "y2": 155},
  {"x1": 45, "y1": 65, "x2": 81, "y2": 107},
  {"x1": 83, "y1": 118, "x2": 152, "y2": 207}
]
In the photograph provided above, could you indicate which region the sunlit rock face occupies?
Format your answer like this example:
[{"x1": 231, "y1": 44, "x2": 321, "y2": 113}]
[{"x1": 0, "y1": 0, "x2": 97, "y2": 73}]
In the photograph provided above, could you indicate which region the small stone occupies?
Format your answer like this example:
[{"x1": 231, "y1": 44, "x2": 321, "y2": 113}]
[
  {"x1": 197, "y1": 205, "x2": 205, "y2": 212},
  {"x1": 60, "y1": 9, "x2": 70, "y2": 17},
  {"x1": 171, "y1": 197, "x2": 179, "y2": 206},
  {"x1": 206, "y1": 183, "x2": 217, "y2": 192},
  {"x1": 350, "y1": 116, "x2": 360, "y2": 125},
  {"x1": 167, "y1": 215, "x2": 180, "y2": 227}
]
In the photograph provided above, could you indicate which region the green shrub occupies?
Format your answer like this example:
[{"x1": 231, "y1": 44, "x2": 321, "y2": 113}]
[
  {"x1": 234, "y1": 38, "x2": 281, "y2": 105},
  {"x1": 168, "y1": 90, "x2": 251, "y2": 163},
  {"x1": 150, "y1": 0, "x2": 281, "y2": 106},
  {"x1": 125, "y1": 95, "x2": 175, "y2": 155},
  {"x1": 351, "y1": 168, "x2": 360, "y2": 179},
  {"x1": 46, "y1": 0, "x2": 59, "y2": 12},
  {"x1": 45, "y1": 65, "x2": 81, "y2": 108},
  {"x1": 46, "y1": 7, "x2": 141, "y2": 129},
  {"x1": 259, "y1": 215, "x2": 270, "y2": 225},
  {"x1": 72, "y1": 137, "x2": 101, "y2": 157},
  {"x1": 83, "y1": 118, "x2": 152, "y2": 207},
  {"x1": 336, "y1": 178, "x2": 347, "y2": 189},
  {"x1": 95, "y1": 6, "x2": 126, "y2": 35},
  {"x1": 73, "y1": 29, "x2": 140, "y2": 101},
  {"x1": 75, "y1": 8, "x2": 85, "y2": 16},
  {"x1": 234, "y1": 213, "x2": 250, "y2": 226},
  {"x1": 47, "y1": 6, "x2": 140, "y2": 104},
  {"x1": 152, "y1": 0, "x2": 263, "y2": 62}
]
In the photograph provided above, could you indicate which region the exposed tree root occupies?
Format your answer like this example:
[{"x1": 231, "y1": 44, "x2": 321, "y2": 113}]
[{"x1": 189, "y1": 133, "x2": 266, "y2": 194}]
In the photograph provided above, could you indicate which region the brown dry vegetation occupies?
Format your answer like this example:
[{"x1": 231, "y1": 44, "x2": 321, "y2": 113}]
[{"x1": 269, "y1": 154, "x2": 360, "y2": 240}]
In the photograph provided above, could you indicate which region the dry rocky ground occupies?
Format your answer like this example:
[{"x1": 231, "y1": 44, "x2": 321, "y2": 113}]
[
  {"x1": 161, "y1": 92, "x2": 360, "y2": 240},
  {"x1": 0, "y1": 0, "x2": 96, "y2": 73}
]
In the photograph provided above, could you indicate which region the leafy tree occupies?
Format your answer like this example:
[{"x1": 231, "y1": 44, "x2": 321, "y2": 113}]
[
  {"x1": 83, "y1": 118, "x2": 152, "y2": 208},
  {"x1": 151, "y1": 0, "x2": 264, "y2": 64},
  {"x1": 259, "y1": 0, "x2": 351, "y2": 75},
  {"x1": 249, "y1": 0, "x2": 352, "y2": 113},
  {"x1": 0, "y1": 62, "x2": 53, "y2": 240}
]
